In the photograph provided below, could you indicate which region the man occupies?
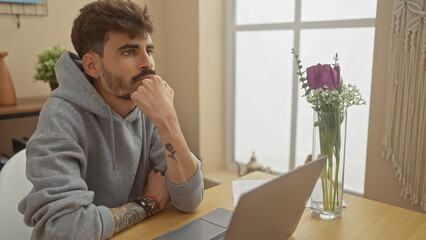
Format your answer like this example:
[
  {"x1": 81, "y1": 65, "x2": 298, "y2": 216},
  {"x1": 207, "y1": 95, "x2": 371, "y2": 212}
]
[{"x1": 18, "y1": 0, "x2": 204, "y2": 239}]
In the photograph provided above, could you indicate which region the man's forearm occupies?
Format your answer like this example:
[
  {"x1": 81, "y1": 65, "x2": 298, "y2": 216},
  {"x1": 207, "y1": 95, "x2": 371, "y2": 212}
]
[
  {"x1": 157, "y1": 120, "x2": 198, "y2": 185},
  {"x1": 110, "y1": 202, "x2": 147, "y2": 234},
  {"x1": 129, "y1": 75, "x2": 198, "y2": 184}
]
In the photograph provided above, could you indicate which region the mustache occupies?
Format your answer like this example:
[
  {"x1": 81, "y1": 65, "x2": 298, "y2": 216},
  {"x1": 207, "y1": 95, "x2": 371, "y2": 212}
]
[{"x1": 131, "y1": 69, "x2": 157, "y2": 82}]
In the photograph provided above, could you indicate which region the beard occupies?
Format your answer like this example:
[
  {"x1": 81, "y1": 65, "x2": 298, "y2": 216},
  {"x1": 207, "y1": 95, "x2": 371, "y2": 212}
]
[{"x1": 100, "y1": 62, "x2": 156, "y2": 100}]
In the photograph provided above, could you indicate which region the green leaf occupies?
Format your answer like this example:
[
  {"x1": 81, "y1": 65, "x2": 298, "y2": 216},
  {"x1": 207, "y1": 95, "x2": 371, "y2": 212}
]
[
  {"x1": 302, "y1": 83, "x2": 309, "y2": 88},
  {"x1": 298, "y1": 65, "x2": 303, "y2": 69},
  {"x1": 34, "y1": 45, "x2": 66, "y2": 83}
]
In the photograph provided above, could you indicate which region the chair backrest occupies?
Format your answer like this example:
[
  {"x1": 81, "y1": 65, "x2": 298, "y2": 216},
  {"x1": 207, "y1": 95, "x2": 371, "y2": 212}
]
[{"x1": 0, "y1": 149, "x2": 33, "y2": 240}]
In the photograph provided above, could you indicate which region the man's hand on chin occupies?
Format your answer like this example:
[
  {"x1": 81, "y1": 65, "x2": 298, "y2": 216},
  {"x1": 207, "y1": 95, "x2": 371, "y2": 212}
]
[{"x1": 130, "y1": 75, "x2": 177, "y2": 129}]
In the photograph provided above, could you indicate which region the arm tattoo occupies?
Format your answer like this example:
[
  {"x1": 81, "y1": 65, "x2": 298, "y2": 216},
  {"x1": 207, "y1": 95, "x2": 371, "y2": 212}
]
[
  {"x1": 111, "y1": 202, "x2": 147, "y2": 234},
  {"x1": 165, "y1": 143, "x2": 177, "y2": 163}
]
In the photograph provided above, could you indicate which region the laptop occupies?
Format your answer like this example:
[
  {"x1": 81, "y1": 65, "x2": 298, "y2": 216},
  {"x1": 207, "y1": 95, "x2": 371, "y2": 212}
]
[{"x1": 154, "y1": 156, "x2": 327, "y2": 240}]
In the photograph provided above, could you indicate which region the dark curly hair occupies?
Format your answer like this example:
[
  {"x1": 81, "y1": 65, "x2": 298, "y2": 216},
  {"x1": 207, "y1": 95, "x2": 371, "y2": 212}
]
[{"x1": 71, "y1": 0, "x2": 153, "y2": 58}]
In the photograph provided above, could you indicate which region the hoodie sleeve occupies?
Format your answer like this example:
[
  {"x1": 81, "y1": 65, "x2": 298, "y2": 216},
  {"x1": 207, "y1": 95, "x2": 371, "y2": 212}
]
[
  {"x1": 149, "y1": 129, "x2": 204, "y2": 213},
  {"x1": 166, "y1": 157, "x2": 204, "y2": 213},
  {"x1": 18, "y1": 137, "x2": 114, "y2": 240}
]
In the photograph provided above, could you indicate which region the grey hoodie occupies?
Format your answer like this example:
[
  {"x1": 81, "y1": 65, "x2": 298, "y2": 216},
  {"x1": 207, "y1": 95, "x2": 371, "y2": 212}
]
[{"x1": 18, "y1": 52, "x2": 204, "y2": 240}]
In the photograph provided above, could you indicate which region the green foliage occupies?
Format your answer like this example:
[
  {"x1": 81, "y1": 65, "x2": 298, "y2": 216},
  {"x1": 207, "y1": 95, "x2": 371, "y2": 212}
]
[
  {"x1": 291, "y1": 48, "x2": 310, "y2": 97},
  {"x1": 34, "y1": 45, "x2": 66, "y2": 83}
]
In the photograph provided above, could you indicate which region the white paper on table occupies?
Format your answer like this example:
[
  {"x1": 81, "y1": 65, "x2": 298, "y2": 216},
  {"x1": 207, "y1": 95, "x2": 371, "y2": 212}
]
[
  {"x1": 231, "y1": 180, "x2": 270, "y2": 207},
  {"x1": 232, "y1": 179, "x2": 347, "y2": 208}
]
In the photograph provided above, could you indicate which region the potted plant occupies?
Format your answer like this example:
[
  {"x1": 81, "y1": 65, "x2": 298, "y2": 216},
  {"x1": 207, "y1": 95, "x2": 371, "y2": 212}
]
[{"x1": 34, "y1": 45, "x2": 66, "y2": 90}]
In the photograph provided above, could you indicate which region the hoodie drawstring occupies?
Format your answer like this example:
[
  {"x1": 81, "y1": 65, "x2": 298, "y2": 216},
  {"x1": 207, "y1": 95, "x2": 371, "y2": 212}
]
[{"x1": 106, "y1": 106, "x2": 116, "y2": 170}]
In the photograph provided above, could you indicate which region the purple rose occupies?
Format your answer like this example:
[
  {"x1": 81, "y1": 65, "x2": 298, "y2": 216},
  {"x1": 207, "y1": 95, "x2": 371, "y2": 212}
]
[{"x1": 306, "y1": 64, "x2": 340, "y2": 90}]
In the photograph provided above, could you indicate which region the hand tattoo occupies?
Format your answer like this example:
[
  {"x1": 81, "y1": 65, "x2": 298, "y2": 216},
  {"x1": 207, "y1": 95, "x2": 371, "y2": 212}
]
[{"x1": 165, "y1": 143, "x2": 177, "y2": 163}]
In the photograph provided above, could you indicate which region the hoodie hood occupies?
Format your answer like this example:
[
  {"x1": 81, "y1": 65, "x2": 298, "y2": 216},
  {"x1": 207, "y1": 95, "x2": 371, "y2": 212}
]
[
  {"x1": 52, "y1": 51, "x2": 140, "y2": 170},
  {"x1": 53, "y1": 52, "x2": 111, "y2": 119}
]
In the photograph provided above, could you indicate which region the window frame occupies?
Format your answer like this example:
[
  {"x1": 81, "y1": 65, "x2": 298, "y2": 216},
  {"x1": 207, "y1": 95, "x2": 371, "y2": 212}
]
[{"x1": 225, "y1": 0, "x2": 376, "y2": 194}]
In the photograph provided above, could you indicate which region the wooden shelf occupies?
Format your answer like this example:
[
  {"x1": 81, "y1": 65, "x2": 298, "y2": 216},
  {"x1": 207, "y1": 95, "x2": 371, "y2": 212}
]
[{"x1": 0, "y1": 96, "x2": 48, "y2": 120}]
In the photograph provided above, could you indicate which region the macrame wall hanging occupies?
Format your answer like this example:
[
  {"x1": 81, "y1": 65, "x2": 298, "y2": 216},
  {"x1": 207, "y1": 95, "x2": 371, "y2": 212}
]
[{"x1": 382, "y1": 0, "x2": 426, "y2": 211}]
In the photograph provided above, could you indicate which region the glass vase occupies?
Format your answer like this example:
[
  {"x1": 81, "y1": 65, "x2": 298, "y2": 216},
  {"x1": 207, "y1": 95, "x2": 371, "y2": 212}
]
[{"x1": 310, "y1": 110, "x2": 347, "y2": 220}]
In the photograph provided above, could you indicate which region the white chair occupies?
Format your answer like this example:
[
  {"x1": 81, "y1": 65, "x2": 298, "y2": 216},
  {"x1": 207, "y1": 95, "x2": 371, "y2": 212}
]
[{"x1": 0, "y1": 149, "x2": 33, "y2": 240}]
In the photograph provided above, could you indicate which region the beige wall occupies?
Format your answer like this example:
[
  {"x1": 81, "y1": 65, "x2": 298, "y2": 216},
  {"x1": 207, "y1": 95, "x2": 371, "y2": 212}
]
[
  {"x1": 199, "y1": 0, "x2": 225, "y2": 172},
  {"x1": 364, "y1": 0, "x2": 424, "y2": 213},
  {"x1": 0, "y1": 0, "x2": 93, "y2": 98},
  {"x1": 145, "y1": 0, "x2": 201, "y2": 157},
  {"x1": 145, "y1": 0, "x2": 225, "y2": 172}
]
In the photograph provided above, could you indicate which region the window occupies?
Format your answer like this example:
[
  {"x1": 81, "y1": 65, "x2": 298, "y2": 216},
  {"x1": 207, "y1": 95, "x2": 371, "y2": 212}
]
[{"x1": 225, "y1": 0, "x2": 377, "y2": 195}]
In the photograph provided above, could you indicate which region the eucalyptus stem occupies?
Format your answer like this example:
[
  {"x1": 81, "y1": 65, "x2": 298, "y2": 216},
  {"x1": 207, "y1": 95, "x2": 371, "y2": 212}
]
[
  {"x1": 317, "y1": 110, "x2": 342, "y2": 212},
  {"x1": 333, "y1": 161, "x2": 340, "y2": 211}
]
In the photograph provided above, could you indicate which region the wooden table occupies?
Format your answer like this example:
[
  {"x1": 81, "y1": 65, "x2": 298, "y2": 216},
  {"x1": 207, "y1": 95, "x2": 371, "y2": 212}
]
[
  {"x1": 0, "y1": 96, "x2": 48, "y2": 120},
  {"x1": 112, "y1": 172, "x2": 426, "y2": 240}
]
